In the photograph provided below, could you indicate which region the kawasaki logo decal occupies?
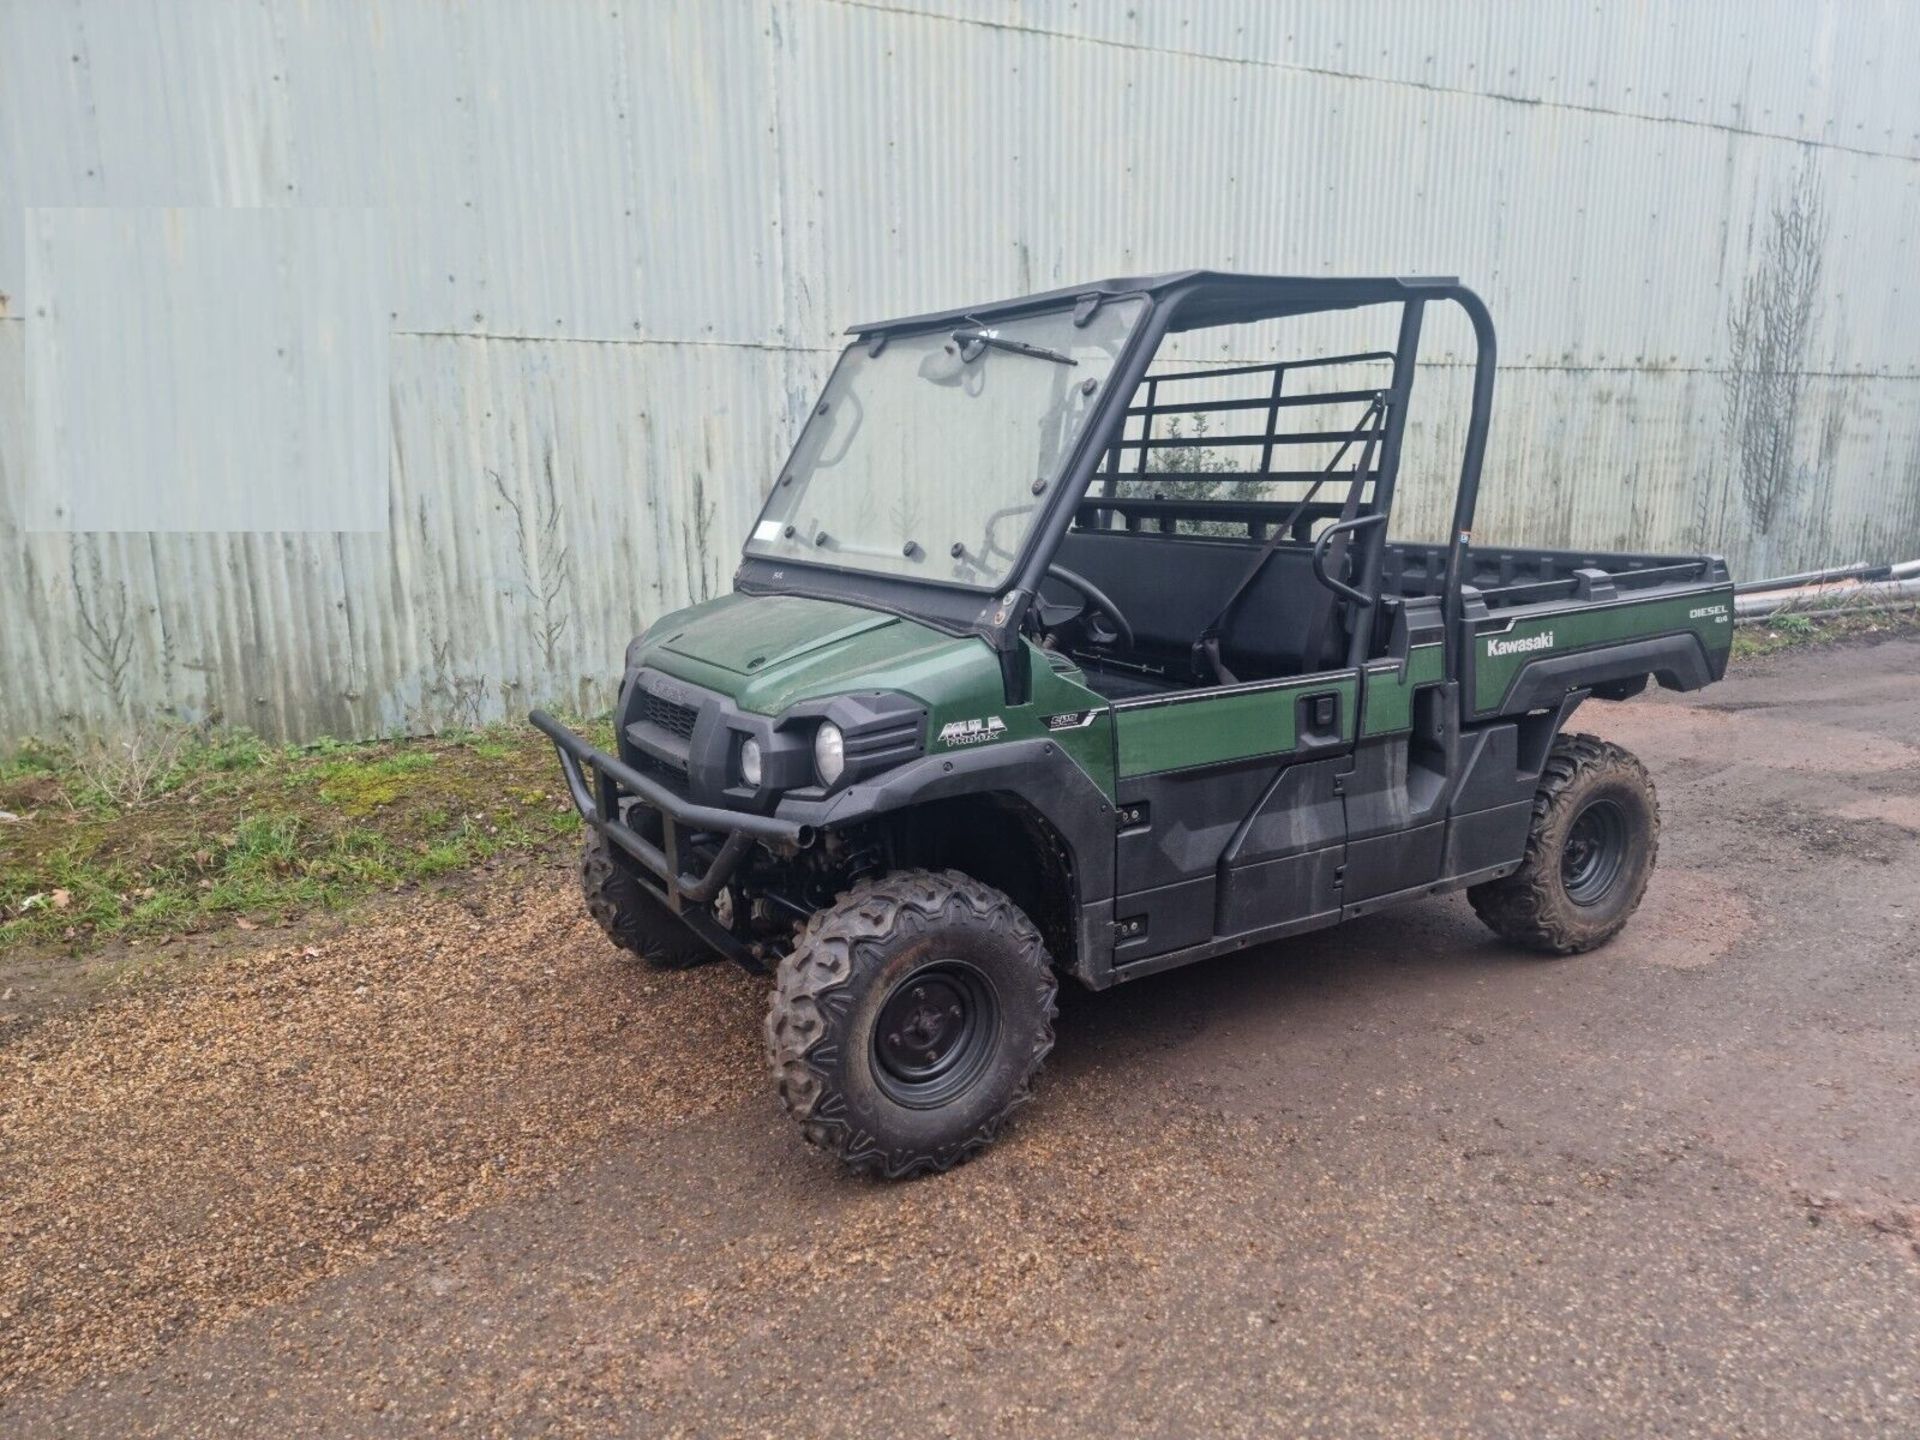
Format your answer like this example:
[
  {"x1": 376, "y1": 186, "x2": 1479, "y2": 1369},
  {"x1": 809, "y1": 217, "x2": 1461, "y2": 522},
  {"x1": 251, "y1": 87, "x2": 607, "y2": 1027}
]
[
  {"x1": 1486, "y1": 631, "x2": 1555, "y2": 658},
  {"x1": 937, "y1": 716, "x2": 1007, "y2": 747}
]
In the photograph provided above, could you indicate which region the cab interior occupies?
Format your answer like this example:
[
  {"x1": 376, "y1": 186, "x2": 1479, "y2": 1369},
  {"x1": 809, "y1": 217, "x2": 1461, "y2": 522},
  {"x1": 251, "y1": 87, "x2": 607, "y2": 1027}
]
[
  {"x1": 1041, "y1": 335, "x2": 1718, "y2": 700},
  {"x1": 1039, "y1": 342, "x2": 1409, "y2": 698}
]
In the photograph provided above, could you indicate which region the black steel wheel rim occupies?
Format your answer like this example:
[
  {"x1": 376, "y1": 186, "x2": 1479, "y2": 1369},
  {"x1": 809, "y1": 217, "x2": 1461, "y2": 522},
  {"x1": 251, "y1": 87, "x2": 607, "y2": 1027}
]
[
  {"x1": 1562, "y1": 797, "x2": 1628, "y2": 905},
  {"x1": 872, "y1": 961, "x2": 1000, "y2": 1108}
]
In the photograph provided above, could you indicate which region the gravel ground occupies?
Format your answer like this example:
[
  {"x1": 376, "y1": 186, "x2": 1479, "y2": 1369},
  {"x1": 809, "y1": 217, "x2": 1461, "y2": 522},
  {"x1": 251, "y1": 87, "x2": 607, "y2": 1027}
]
[{"x1": 2, "y1": 636, "x2": 1918, "y2": 1437}]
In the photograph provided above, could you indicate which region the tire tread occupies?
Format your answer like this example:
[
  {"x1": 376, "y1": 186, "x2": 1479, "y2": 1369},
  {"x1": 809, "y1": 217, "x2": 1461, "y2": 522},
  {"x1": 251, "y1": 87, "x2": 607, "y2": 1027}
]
[
  {"x1": 578, "y1": 832, "x2": 713, "y2": 969},
  {"x1": 765, "y1": 868, "x2": 1057, "y2": 1178},
  {"x1": 1468, "y1": 733, "x2": 1660, "y2": 955}
]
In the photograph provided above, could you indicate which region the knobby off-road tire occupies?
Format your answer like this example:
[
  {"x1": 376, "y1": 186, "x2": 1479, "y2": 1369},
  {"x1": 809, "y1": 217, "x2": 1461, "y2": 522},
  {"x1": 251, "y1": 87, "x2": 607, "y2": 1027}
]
[
  {"x1": 578, "y1": 830, "x2": 714, "y2": 969},
  {"x1": 766, "y1": 869, "x2": 1058, "y2": 1179},
  {"x1": 1469, "y1": 733, "x2": 1660, "y2": 955}
]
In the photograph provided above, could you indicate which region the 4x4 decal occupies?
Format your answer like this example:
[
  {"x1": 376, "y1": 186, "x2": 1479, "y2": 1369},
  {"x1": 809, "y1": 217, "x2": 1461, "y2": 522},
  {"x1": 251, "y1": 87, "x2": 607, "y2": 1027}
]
[
  {"x1": 937, "y1": 716, "x2": 1007, "y2": 747},
  {"x1": 1042, "y1": 710, "x2": 1100, "y2": 732}
]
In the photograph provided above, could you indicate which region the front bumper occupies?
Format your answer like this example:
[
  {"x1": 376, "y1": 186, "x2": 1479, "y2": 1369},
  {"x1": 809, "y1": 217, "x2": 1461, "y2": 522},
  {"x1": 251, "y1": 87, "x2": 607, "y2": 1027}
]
[{"x1": 530, "y1": 708, "x2": 815, "y2": 908}]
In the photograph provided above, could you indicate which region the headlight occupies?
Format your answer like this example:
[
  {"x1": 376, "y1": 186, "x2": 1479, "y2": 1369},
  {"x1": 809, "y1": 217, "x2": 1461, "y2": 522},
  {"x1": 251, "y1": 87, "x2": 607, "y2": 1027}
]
[
  {"x1": 739, "y1": 736, "x2": 763, "y2": 787},
  {"x1": 813, "y1": 721, "x2": 846, "y2": 786}
]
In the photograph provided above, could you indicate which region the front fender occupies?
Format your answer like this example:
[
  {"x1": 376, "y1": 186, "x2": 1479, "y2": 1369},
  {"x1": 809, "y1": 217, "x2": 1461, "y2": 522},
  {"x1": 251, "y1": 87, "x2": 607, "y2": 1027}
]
[{"x1": 773, "y1": 737, "x2": 1117, "y2": 906}]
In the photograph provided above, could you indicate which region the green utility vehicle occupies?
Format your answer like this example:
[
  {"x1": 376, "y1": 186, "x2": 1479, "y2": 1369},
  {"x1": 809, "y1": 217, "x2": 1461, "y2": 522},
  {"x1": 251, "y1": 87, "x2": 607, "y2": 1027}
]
[{"x1": 534, "y1": 272, "x2": 1734, "y2": 1177}]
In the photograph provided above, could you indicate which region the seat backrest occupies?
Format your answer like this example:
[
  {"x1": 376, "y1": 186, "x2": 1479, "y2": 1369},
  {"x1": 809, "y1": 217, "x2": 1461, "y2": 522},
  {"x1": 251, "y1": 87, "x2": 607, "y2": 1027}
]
[{"x1": 1052, "y1": 529, "x2": 1343, "y2": 677}]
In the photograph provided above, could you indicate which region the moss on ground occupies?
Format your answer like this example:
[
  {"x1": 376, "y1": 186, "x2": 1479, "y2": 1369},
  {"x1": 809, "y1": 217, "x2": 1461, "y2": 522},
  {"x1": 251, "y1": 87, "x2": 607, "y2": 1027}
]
[{"x1": 0, "y1": 720, "x2": 611, "y2": 950}]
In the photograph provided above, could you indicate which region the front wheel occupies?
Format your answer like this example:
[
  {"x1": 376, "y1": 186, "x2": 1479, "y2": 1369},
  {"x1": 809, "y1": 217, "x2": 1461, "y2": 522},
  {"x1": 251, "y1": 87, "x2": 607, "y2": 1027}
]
[
  {"x1": 1468, "y1": 733, "x2": 1660, "y2": 954},
  {"x1": 578, "y1": 830, "x2": 715, "y2": 969},
  {"x1": 765, "y1": 869, "x2": 1058, "y2": 1178}
]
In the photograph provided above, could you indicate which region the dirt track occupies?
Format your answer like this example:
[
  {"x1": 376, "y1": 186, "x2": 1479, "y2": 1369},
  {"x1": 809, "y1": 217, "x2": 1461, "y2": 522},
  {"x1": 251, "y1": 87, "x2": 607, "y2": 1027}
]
[{"x1": 3, "y1": 636, "x2": 1918, "y2": 1437}]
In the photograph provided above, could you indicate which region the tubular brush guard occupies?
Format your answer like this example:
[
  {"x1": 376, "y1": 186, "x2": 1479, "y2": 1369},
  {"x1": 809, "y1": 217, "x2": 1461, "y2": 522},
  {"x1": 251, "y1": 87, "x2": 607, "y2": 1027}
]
[{"x1": 529, "y1": 708, "x2": 812, "y2": 908}]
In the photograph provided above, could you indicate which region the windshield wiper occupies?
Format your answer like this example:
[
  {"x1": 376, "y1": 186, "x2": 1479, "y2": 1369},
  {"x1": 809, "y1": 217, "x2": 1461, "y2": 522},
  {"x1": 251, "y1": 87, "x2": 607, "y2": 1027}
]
[{"x1": 950, "y1": 328, "x2": 1077, "y2": 366}]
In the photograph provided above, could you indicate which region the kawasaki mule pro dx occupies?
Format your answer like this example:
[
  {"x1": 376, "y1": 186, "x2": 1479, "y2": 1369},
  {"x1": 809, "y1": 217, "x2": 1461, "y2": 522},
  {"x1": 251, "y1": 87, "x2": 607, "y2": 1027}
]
[{"x1": 533, "y1": 272, "x2": 1734, "y2": 1177}]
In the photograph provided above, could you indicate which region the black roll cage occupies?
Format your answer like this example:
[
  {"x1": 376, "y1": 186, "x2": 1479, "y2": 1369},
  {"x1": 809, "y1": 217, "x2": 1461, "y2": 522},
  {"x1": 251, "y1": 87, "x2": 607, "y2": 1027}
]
[{"x1": 733, "y1": 270, "x2": 1497, "y2": 681}]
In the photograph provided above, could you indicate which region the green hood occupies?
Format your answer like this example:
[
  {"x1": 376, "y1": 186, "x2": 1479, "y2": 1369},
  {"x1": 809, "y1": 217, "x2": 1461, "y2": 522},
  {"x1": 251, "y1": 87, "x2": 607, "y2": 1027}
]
[
  {"x1": 642, "y1": 592, "x2": 995, "y2": 716},
  {"x1": 630, "y1": 588, "x2": 1117, "y2": 803},
  {"x1": 660, "y1": 593, "x2": 895, "y2": 676}
]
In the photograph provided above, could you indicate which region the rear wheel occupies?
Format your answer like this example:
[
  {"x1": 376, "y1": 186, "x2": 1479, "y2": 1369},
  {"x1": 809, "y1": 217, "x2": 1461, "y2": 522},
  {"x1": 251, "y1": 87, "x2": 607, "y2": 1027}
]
[
  {"x1": 766, "y1": 869, "x2": 1057, "y2": 1178},
  {"x1": 1469, "y1": 733, "x2": 1659, "y2": 954},
  {"x1": 578, "y1": 830, "x2": 714, "y2": 969}
]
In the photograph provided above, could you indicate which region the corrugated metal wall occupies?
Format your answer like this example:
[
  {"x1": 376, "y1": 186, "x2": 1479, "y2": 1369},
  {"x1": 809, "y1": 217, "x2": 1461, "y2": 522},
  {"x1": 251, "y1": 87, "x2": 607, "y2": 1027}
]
[{"x1": 3, "y1": 0, "x2": 1917, "y2": 743}]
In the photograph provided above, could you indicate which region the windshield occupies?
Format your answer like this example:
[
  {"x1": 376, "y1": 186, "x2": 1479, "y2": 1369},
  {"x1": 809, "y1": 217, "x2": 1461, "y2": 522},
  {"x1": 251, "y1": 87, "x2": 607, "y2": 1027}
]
[{"x1": 746, "y1": 298, "x2": 1146, "y2": 590}]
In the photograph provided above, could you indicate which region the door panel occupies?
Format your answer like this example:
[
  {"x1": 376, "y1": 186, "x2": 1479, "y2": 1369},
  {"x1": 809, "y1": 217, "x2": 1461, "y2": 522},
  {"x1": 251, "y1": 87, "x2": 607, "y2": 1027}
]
[
  {"x1": 1340, "y1": 641, "x2": 1454, "y2": 905},
  {"x1": 1110, "y1": 671, "x2": 1358, "y2": 960},
  {"x1": 1215, "y1": 846, "x2": 1345, "y2": 936},
  {"x1": 1358, "y1": 641, "x2": 1445, "y2": 739},
  {"x1": 1114, "y1": 674, "x2": 1356, "y2": 780},
  {"x1": 1116, "y1": 758, "x2": 1286, "y2": 893},
  {"x1": 1223, "y1": 756, "x2": 1347, "y2": 867},
  {"x1": 1345, "y1": 820, "x2": 1447, "y2": 902}
]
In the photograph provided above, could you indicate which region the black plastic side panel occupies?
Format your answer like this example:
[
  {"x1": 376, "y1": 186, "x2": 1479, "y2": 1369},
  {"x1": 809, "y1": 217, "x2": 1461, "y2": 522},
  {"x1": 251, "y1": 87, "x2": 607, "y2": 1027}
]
[
  {"x1": 1220, "y1": 758, "x2": 1346, "y2": 866},
  {"x1": 1117, "y1": 758, "x2": 1284, "y2": 892},
  {"x1": 1345, "y1": 820, "x2": 1445, "y2": 901},
  {"x1": 1442, "y1": 801, "x2": 1534, "y2": 876},
  {"x1": 1106, "y1": 711, "x2": 1575, "y2": 988},
  {"x1": 1449, "y1": 721, "x2": 1530, "y2": 813},
  {"x1": 1112, "y1": 876, "x2": 1216, "y2": 964},
  {"x1": 1111, "y1": 903, "x2": 1347, "y2": 984},
  {"x1": 1490, "y1": 633, "x2": 1714, "y2": 717},
  {"x1": 1076, "y1": 898, "x2": 1114, "y2": 985},
  {"x1": 1216, "y1": 845, "x2": 1343, "y2": 935},
  {"x1": 1207, "y1": 758, "x2": 1347, "y2": 944},
  {"x1": 1117, "y1": 754, "x2": 1354, "y2": 961},
  {"x1": 1344, "y1": 734, "x2": 1455, "y2": 840}
]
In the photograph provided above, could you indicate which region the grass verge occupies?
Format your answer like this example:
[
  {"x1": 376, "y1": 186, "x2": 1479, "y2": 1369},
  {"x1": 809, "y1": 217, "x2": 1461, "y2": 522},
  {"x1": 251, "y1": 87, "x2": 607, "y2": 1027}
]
[
  {"x1": 1, "y1": 720, "x2": 602, "y2": 951},
  {"x1": 1730, "y1": 605, "x2": 1920, "y2": 660}
]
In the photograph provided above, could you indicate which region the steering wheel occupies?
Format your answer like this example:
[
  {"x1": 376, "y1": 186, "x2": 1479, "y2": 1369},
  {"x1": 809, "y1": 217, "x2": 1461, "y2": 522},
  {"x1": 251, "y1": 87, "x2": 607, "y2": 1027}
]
[{"x1": 1038, "y1": 564, "x2": 1136, "y2": 652}]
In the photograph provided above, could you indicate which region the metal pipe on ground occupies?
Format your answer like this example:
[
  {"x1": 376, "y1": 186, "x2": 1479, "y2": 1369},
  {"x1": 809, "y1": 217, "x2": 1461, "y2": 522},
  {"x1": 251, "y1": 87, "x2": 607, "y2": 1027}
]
[
  {"x1": 1733, "y1": 560, "x2": 1889, "y2": 594},
  {"x1": 1735, "y1": 599, "x2": 1920, "y2": 626},
  {"x1": 1733, "y1": 574, "x2": 1920, "y2": 619}
]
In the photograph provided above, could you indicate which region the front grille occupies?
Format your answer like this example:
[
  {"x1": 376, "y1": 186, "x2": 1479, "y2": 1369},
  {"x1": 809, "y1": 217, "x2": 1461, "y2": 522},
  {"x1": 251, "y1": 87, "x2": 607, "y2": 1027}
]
[
  {"x1": 639, "y1": 689, "x2": 699, "y2": 740},
  {"x1": 624, "y1": 675, "x2": 706, "y2": 797},
  {"x1": 632, "y1": 748, "x2": 689, "y2": 789}
]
